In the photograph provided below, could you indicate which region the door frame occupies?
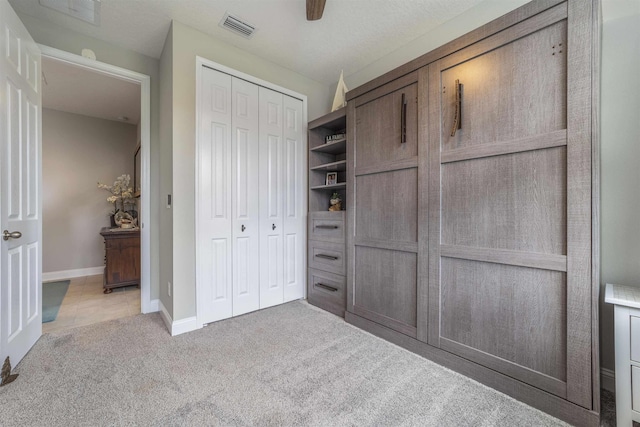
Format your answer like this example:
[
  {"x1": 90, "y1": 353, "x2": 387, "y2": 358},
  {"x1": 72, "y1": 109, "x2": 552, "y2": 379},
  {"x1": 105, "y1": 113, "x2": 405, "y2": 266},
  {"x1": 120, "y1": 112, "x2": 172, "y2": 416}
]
[
  {"x1": 195, "y1": 56, "x2": 308, "y2": 328},
  {"x1": 39, "y1": 45, "x2": 154, "y2": 314}
]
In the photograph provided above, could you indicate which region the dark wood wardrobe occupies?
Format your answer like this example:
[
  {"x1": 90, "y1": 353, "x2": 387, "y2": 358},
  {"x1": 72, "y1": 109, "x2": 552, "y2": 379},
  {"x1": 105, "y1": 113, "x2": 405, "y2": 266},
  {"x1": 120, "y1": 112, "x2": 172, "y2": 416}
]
[{"x1": 344, "y1": 1, "x2": 600, "y2": 425}]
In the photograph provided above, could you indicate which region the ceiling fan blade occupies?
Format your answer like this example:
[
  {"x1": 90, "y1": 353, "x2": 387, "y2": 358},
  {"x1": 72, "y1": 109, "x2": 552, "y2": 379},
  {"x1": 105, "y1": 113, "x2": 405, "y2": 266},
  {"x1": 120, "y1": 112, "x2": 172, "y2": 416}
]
[{"x1": 306, "y1": 0, "x2": 326, "y2": 21}]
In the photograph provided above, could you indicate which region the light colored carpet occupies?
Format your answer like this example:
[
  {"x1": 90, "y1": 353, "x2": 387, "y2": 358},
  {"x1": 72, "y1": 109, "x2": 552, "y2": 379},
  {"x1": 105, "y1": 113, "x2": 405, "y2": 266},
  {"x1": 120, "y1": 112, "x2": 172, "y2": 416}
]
[{"x1": 1, "y1": 301, "x2": 569, "y2": 426}]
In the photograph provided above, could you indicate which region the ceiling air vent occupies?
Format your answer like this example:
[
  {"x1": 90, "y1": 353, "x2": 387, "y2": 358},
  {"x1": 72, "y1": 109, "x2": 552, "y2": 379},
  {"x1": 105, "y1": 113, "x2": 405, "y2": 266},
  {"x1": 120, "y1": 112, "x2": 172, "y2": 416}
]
[{"x1": 219, "y1": 13, "x2": 256, "y2": 39}]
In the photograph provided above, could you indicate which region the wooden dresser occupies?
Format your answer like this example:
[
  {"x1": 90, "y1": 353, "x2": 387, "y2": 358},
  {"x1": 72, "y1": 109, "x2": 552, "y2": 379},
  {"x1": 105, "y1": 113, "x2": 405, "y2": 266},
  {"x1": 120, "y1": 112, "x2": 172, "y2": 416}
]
[{"x1": 100, "y1": 227, "x2": 140, "y2": 294}]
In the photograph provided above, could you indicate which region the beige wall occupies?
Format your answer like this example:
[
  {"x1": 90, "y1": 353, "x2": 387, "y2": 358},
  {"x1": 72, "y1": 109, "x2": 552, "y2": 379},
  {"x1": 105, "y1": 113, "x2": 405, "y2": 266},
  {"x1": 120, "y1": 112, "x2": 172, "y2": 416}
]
[
  {"x1": 42, "y1": 109, "x2": 137, "y2": 273},
  {"x1": 17, "y1": 13, "x2": 162, "y2": 300},
  {"x1": 165, "y1": 21, "x2": 331, "y2": 321},
  {"x1": 599, "y1": 2, "x2": 640, "y2": 373}
]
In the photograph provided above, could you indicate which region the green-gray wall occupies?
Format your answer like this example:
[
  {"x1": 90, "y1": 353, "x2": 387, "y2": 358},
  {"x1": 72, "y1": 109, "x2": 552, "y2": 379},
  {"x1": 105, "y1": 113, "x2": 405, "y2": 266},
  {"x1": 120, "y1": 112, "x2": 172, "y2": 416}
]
[{"x1": 599, "y1": 2, "x2": 640, "y2": 375}]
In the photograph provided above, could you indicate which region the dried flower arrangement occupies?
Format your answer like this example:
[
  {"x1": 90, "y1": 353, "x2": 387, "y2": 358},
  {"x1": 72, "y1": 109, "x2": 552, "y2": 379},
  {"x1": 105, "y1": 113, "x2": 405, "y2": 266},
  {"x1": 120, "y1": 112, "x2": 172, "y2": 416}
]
[{"x1": 97, "y1": 174, "x2": 135, "y2": 215}]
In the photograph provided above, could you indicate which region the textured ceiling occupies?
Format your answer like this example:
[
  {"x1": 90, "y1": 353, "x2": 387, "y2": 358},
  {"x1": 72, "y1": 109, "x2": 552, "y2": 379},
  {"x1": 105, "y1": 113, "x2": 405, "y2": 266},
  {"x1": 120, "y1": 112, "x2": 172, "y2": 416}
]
[
  {"x1": 42, "y1": 56, "x2": 141, "y2": 124},
  {"x1": 10, "y1": 0, "x2": 484, "y2": 85}
]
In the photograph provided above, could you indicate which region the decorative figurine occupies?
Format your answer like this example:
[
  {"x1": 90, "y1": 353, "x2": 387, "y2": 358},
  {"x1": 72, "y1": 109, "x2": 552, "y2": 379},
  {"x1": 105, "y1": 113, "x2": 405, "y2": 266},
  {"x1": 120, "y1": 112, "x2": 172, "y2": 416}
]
[
  {"x1": 329, "y1": 192, "x2": 342, "y2": 211},
  {"x1": 1, "y1": 356, "x2": 18, "y2": 387}
]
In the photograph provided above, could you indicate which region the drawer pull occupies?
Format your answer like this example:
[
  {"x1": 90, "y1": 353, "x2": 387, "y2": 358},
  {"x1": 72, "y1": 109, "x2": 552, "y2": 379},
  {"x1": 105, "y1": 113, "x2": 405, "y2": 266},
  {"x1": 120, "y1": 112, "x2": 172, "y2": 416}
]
[
  {"x1": 315, "y1": 282, "x2": 338, "y2": 292},
  {"x1": 315, "y1": 254, "x2": 338, "y2": 260},
  {"x1": 315, "y1": 224, "x2": 338, "y2": 229}
]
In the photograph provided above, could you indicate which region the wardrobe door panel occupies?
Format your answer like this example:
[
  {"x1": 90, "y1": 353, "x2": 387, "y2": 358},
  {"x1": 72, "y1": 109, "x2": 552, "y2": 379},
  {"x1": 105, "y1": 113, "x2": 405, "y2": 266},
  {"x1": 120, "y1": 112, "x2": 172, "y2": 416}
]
[
  {"x1": 440, "y1": 258, "x2": 567, "y2": 395},
  {"x1": 354, "y1": 83, "x2": 417, "y2": 167},
  {"x1": 355, "y1": 169, "x2": 417, "y2": 243},
  {"x1": 354, "y1": 246, "x2": 417, "y2": 337},
  {"x1": 348, "y1": 70, "x2": 427, "y2": 339},
  {"x1": 441, "y1": 147, "x2": 567, "y2": 254},
  {"x1": 440, "y1": 19, "x2": 567, "y2": 153},
  {"x1": 428, "y1": 3, "x2": 592, "y2": 407}
]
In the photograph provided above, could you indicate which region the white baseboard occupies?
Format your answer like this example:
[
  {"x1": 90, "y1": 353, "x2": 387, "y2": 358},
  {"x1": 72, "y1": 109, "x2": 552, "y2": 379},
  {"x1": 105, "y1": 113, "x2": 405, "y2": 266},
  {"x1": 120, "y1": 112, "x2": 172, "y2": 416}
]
[
  {"x1": 601, "y1": 367, "x2": 615, "y2": 392},
  {"x1": 144, "y1": 298, "x2": 160, "y2": 314},
  {"x1": 43, "y1": 266, "x2": 104, "y2": 282},
  {"x1": 159, "y1": 300, "x2": 173, "y2": 333},
  {"x1": 171, "y1": 315, "x2": 199, "y2": 336},
  {"x1": 158, "y1": 300, "x2": 199, "y2": 336}
]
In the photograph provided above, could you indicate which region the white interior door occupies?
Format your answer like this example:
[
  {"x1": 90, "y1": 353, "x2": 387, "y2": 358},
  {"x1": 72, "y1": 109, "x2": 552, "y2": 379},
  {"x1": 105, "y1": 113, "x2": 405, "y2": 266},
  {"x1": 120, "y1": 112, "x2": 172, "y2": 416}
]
[
  {"x1": 282, "y1": 95, "x2": 305, "y2": 302},
  {"x1": 259, "y1": 87, "x2": 284, "y2": 308},
  {"x1": 197, "y1": 67, "x2": 233, "y2": 324},
  {"x1": 0, "y1": 0, "x2": 42, "y2": 365},
  {"x1": 231, "y1": 77, "x2": 260, "y2": 316}
]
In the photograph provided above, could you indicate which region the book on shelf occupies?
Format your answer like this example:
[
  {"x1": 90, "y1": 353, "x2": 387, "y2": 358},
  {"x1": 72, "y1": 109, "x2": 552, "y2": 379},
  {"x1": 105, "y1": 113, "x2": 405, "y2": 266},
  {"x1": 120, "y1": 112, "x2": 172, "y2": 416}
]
[{"x1": 325, "y1": 132, "x2": 346, "y2": 143}]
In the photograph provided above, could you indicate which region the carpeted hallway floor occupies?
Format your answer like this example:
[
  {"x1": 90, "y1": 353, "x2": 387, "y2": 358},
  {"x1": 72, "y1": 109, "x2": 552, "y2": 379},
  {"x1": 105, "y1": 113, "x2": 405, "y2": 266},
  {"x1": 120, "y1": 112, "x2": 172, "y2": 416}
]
[{"x1": 1, "y1": 301, "x2": 575, "y2": 426}]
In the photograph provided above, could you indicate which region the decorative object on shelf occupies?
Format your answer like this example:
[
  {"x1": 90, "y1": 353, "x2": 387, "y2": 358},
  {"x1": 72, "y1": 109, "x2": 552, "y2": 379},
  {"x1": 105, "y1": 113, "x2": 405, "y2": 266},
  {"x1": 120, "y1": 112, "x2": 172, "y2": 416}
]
[
  {"x1": 329, "y1": 192, "x2": 342, "y2": 211},
  {"x1": 326, "y1": 172, "x2": 337, "y2": 186},
  {"x1": 331, "y1": 70, "x2": 348, "y2": 112},
  {"x1": 325, "y1": 132, "x2": 346, "y2": 144},
  {"x1": 98, "y1": 174, "x2": 136, "y2": 227}
]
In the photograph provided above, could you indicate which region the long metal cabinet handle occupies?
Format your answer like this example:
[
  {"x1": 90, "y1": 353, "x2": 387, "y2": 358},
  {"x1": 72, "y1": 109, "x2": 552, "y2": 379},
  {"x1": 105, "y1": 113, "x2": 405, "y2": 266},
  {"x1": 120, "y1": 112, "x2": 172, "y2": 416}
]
[
  {"x1": 315, "y1": 254, "x2": 338, "y2": 260},
  {"x1": 450, "y1": 79, "x2": 462, "y2": 137},
  {"x1": 315, "y1": 224, "x2": 338, "y2": 229},
  {"x1": 401, "y1": 93, "x2": 407, "y2": 144},
  {"x1": 315, "y1": 282, "x2": 338, "y2": 292}
]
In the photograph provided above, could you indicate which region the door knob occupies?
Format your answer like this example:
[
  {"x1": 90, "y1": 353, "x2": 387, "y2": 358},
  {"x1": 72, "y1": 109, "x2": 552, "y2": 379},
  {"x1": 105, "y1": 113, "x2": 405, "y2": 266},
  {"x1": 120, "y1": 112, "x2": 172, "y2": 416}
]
[
  {"x1": 272, "y1": 224, "x2": 276, "y2": 231},
  {"x1": 241, "y1": 225, "x2": 246, "y2": 232},
  {"x1": 2, "y1": 230, "x2": 22, "y2": 241}
]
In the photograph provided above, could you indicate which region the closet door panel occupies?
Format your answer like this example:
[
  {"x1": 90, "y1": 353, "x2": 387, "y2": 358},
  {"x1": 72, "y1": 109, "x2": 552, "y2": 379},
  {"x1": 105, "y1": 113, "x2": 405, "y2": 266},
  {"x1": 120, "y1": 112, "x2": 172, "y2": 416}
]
[
  {"x1": 231, "y1": 77, "x2": 260, "y2": 316},
  {"x1": 259, "y1": 87, "x2": 284, "y2": 308},
  {"x1": 197, "y1": 67, "x2": 233, "y2": 324},
  {"x1": 282, "y1": 95, "x2": 305, "y2": 302}
]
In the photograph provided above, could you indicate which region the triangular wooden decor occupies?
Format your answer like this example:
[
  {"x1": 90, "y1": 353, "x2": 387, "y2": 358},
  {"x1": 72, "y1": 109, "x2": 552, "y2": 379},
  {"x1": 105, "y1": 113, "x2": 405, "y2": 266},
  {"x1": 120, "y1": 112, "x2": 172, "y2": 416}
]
[{"x1": 331, "y1": 70, "x2": 349, "y2": 112}]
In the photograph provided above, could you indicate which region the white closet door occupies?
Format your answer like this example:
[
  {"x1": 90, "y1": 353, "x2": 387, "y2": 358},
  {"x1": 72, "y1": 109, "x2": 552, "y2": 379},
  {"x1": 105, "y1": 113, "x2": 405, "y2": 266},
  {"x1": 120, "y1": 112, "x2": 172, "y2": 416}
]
[
  {"x1": 231, "y1": 77, "x2": 260, "y2": 316},
  {"x1": 282, "y1": 95, "x2": 305, "y2": 302},
  {"x1": 259, "y1": 87, "x2": 285, "y2": 308},
  {"x1": 197, "y1": 67, "x2": 233, "y2": 324}
]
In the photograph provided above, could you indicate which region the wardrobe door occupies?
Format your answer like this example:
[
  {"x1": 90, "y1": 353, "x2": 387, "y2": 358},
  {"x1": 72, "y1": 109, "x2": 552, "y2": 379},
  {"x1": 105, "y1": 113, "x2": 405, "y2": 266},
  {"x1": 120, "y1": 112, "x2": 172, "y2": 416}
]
[
  {"x1": 231, "y1": 77, "x2": 260, "y2": 316},
  {"x1": 427, "y1": 3, "x2": 592, "y2": 407},
  {"x1": 282, "y1": 95, "x2": 305, "y2": 302},
  {"x1": 348, "y1": 72, "x2": 427, "y2": 338},
  {"x1": 259, "y1": 87, "x2": 284, "y2": 308},
  {"x1": 197, "y1": 67, "x2": 233, "y2": 324}
]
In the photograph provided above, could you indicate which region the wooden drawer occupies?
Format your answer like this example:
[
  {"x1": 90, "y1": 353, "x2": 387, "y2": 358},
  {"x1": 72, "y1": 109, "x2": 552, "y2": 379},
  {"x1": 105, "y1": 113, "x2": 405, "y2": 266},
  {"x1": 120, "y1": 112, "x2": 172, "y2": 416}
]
[
  {"x1": 632, "y1": 316, "x2": 640, "y2": 363},
  {"x1": 307, "y1": 268, "x2": 345, "y2": 317},
  {"x1": 308, "y1": 240, "x2": 345, "y2": 275},
  {"x1": 308, "y1": 211, "x2": 345, "y2": 243}
]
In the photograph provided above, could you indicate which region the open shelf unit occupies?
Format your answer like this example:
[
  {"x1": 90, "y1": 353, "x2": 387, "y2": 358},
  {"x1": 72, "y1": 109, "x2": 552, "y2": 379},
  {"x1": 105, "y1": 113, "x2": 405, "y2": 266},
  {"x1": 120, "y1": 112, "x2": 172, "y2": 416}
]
[{"x1": 308, "y1": 107, "x2": 347, "y2": 212}]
